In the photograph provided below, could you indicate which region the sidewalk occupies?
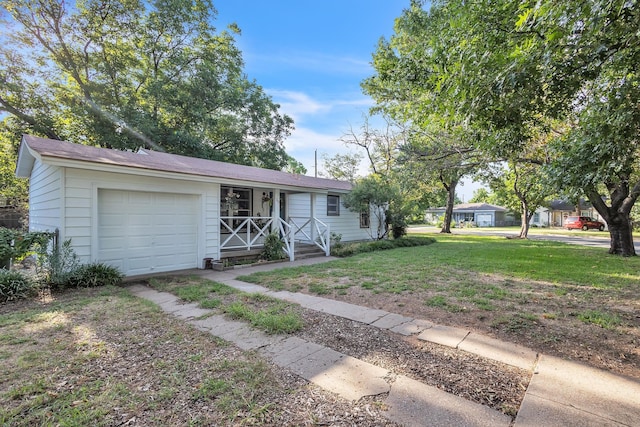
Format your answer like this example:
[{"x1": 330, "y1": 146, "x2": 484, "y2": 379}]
[{"x1": 128, "y1": 258, "x2": 640, "y2": 427}]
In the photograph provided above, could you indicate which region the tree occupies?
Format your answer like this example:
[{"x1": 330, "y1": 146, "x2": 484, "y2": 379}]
[
  {"x1": 375, "y1": 0, "x2": 639, "y2": 255},
  {"x1": 488, "y1": 162, "x2": 553, "y2": 238},
  {"x1": 469, "y1": 188, "x2": 491, "y2": 204},
  {"x1": 321, "y1": 152, "x2": 363, "y2": 182},
  {"x1": 342, "y1": 175, "x2": 401, "y2": 240},
  {"x1": 362, "y1": 3, "x2": 488, "y2": 234},
  {"x1": 0, "y1": 0, "x2": 294, "y2": 169},
  {"x1": 506, "y1": 0, "x2": 640, "y2": 255}
]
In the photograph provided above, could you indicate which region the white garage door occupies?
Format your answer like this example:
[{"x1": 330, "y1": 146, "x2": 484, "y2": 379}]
[
  {"x1": 98, "y1": 189, "x2": 199, "y2": 276},
  {"x1": 475, "y1": 213, "x2": 493, "y2": 227}
]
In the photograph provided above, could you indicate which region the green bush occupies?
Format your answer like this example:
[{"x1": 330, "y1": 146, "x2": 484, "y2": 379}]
[
  {"x1": 261, "y1": 232, "x2": 285, "y2": 261},
  {"x1": 0, "y1": 270, "x2": 36, "y2": 302},
  {"x1": 45, "y1": 239, "x2": 80, "y2": 289},
  {"x1": 331, "y1": 236, "x2": 436, "y2": 257},
  {"x1": 0, "y1": 228, "x2": 54, "y2": 269},
  {"x1": 65, "y1": 263, "x2": 124, "y2": 288}
]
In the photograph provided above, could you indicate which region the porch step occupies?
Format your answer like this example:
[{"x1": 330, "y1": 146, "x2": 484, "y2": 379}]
[{"x1": 295, "y1": 243, "x2": 327, "y2": 260}]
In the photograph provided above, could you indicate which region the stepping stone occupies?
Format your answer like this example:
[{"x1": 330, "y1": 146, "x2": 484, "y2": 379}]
[
  {"x1": 516, "y1": 354, "x2": 640, "y2": 426},
  {"x1": 371, "y1": 313, "x2": 415, "y2": 330},
  {"x1": 386, "y1": 375, "x2": 511, "y2": 427},
  {"x1": 289, "y1": 350, "x2": 390, "y2": 401},
  {"x1": 268, "y1": 339, "x2": 326, "y2": 367},
  {"x1": 168, "y1": 303, "x2": 212, "y2": 319},
  {"x1": 417, "y1": 324, "x2": 469, "y2": 348},
  {"x1": 457, "y1": 333, "x2": 538, "y2": 370},
  {"x1": 390, "y1": 319, "x2": 434, "y2": 336},
  {"x1": 311, "y1": 300, "x2": 387, "y2": 324}
]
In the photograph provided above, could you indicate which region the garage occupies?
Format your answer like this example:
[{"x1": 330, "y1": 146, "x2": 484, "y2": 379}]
[
  {"x1": 475, "y1": 213, "x2": 493, "y2": 227},
  {"x1": 98, "y1": 189, "x2": 200, "y2": 276}
]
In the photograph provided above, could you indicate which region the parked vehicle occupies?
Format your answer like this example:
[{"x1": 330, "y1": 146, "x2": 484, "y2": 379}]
[{"x1": 564, "y1": 216, "x2": 606, "y2": 231}]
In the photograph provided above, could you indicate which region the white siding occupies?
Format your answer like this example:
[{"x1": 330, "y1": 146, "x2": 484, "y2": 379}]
[
  {"x1": 62, "y1": 168, "x2": 219, "y2": 266},
  {"x1": 288, "y1": 193, "x2": 377, "y2": 242},
  {"x1": 28, "y1": 160, "x2": 62, "y2": 232}
]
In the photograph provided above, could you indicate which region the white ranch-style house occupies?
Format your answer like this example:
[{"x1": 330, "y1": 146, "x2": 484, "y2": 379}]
[{"x1": 16, "y1": 135, "x2": 379, "y2": 276}]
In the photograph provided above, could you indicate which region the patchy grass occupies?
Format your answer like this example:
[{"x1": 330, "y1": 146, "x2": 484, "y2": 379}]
[
  {"x1": 146, "y1": 275, "x2": 304, "y2": 335},
  {"x1": 239, "y1": 233, "x2": 640, "y2": 378},
  {"x1": 0, "y1": 286, "x2": 299, "y2": 426}
]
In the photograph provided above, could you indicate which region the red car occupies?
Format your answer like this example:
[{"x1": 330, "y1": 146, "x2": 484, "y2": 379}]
[{"x1": 564, "y1": 216, "x2": 606, "y2": 231}]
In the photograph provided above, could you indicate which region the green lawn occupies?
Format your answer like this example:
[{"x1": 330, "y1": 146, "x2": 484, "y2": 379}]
[
  {"x1": 239, "y1": 233, "x2": 640, "y2": 376},
  {"x1": 242, "y1": 233, "x2": 639, "y2": 292}
]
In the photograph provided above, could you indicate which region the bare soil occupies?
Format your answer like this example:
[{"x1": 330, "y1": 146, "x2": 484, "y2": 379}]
[
  {"x1": 1, "y1": 282, "x2": 530, "y2": 426},
  {"x1": 301, "y1": 277, "x2": 640, "y2": 381}
]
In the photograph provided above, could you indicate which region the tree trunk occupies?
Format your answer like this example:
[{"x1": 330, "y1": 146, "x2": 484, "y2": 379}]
[
  {"x1": 440, "y1": 177, "x2": 458, "y2": 233},
  {"x1": 518, "y1": 199, "x2": 530, "y2": 239},
  {"x1": 586, "y1": 183, "x2": 638, "y2": 257},
  {"x1": 607, "y1": 214, "x2": 636, "y2": 256}
]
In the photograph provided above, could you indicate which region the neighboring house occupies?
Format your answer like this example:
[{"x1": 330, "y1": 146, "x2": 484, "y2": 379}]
[
  {"x1": 425, "y1": 203, "x2": 509, "y2": 227},
  {"x1": 15, "y1": 135, "x2": 378, "y2": 276},
  {"x1": 531, "y1": 199, "x2": 605, "y2": 227}
]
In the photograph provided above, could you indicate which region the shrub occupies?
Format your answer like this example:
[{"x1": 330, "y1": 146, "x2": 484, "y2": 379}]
[
  {"x1": 45, "y1": 239, "x2": 80, "y2": 289},
  {"x1": 66, "y1": 263, "x2": 124, "y2": 288},
  {"x1": 0, "y1": 228, "x2": 54, "y2": 269},
  {"x1": 0, "y1": 270, "x2": 36, "y2": 302},
  {"x1": 261, "y1": 232, "x2": 285, "y2": 261},
  {"x1": 331, "y1": 236, "x2": 436, "y2": 257}
]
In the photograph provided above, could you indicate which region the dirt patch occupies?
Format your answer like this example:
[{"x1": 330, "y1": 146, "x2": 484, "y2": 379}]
[
  {"x1": 296, "y1": 275, "x2": 640, "y2": 381},
  {"x1": 294, "y1": 309, "x2": 528, "y2": 415},
  {"x1": 0, "y1": 288, "x2": 398, "y2": 426}
]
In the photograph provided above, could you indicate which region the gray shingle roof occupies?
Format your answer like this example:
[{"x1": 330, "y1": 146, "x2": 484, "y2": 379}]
[
  {"x1": 20, "y1": 135, "x2": 352, "y2": 191},
  {"x1": 426, "y1": 203, "x2": 508, "y2": 212}
]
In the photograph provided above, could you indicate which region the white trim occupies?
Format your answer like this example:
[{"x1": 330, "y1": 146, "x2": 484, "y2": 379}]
[{"x1": 40, "y1": 156, "x2": 342, "y2": 193}]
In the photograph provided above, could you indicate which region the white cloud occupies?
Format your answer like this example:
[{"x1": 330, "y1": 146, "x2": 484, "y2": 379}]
[
  {"x1": 268, "y1": 90, "x2": 330, "y2": 121},
  {"x1": 266, "y1": 89, "x2": 376, "y2": 178},
  {"x1": 268, "y1": 89, "x2": 373, "y2": 124},
  {"x1": 247, "y1": 50, "x2": 372, "y2": 76}
]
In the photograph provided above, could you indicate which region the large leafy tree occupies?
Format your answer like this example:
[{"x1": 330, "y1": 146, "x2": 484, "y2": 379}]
[
  {"x1": 497, "y1": 0, "x2": 640, "y2": 255},
  {"x1": 0, "y1": 0, "x2": 293, "y2": 169},
  {"x1": 370, "y1": 0, "x2": 639, "y2": 255},
  {"x1": 362, "y1": 2, "x2": 488, "y2": 234}
]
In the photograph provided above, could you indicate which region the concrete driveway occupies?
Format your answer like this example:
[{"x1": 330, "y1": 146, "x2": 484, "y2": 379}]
[{"x1": 409, "y1": 225, "x2": 640, "y2": 253}]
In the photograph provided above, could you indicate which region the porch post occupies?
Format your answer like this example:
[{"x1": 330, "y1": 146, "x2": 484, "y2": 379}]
[
  {"x1": 310, "y1": 192, "x2": 317, "y2": 242},
  {"x1": 271, "y1": 188, "x2": 280, "y2": 234}
]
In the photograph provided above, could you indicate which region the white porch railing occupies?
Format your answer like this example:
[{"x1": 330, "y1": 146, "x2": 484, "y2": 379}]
[
  {"x1": 220, "y1": 216, "x2": 274, "y2": 250},
  {"x1": 288, "y1": 216, "x2": 331, "y2": 256},
  {"x1": 219, "y1": 216, "x2": 330, "y2": 261}
]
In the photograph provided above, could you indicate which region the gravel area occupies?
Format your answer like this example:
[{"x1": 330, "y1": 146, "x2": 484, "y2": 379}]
[{"x1": 294, "y1": 308, "x2": 529, "y2": 416}]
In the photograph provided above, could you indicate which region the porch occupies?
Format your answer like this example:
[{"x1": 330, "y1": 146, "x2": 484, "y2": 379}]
[{"x1": 218, "y1": 186, "x2": 331, "y2": 262}]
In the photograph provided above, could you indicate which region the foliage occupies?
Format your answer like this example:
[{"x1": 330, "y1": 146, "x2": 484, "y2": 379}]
[
  {"x1": 469, "y1": 188, "x2": 491, "y2": 204},
  {"x1": 343, "y1": 175, "x2": 400, "y2": 240},
  {"x1": 0, "y1": 269, "x2": 35, "y2": 302},
  {"x1": 65, "y1": 263, "x2": 124, "y2": 288},
  {"x1": 44, "y1": 239, "x2": 80, "y2": 289},
  {"x1": 0, "y1": 0, "x2": 294, "y2": 169},
  {"x1": 0, "y1": 127, "x2": 29, "y2": 209},
  {"x1": 261, "y1": 232, "x2": 285, "y2": 261},
  {"x1": 0, "y1": 227, "x2": 54, "y2": 268},
  {"x1": 364, "y1": 0, "x2": 639, "y2": 254},
  {"x1": 321, "y1": 152, "x2": 363, "y2": 182},
  {"x1": 331, "y1": 236, "x2": 436, "y2": 257}
]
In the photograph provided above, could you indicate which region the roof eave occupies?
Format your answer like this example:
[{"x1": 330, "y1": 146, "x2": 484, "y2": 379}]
[{"x1": 15, "y1": 137, "x2": 38, "y2": 178}]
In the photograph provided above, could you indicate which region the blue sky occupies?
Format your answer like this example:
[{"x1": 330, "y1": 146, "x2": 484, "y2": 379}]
[{"x1": 213, "y1": 0, "x2": 480, "y2": 200}]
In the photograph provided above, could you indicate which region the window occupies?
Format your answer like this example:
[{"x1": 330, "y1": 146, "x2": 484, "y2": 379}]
[
  {"x1": 221, "y1": 186, "x2": 252, "y2": 230},
  {"x1": 327, "y1": 195, "x2": 340, "y2": 216},
  {"x1": 360, "y1": 211, "x2": 370, "y2": 228}
]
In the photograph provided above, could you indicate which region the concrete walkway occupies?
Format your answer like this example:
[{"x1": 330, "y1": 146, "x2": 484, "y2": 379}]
[{"x1": 127, "y1": 258, "x2": 640, "y2": 427}]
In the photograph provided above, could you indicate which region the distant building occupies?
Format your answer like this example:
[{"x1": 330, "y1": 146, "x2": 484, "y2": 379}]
[
  {"x1": 532, "y1": 200, "x2": 605, "y2": 228},
  {"x1": 425, "y1": 203, "x2": 510, "y2": 227}
]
